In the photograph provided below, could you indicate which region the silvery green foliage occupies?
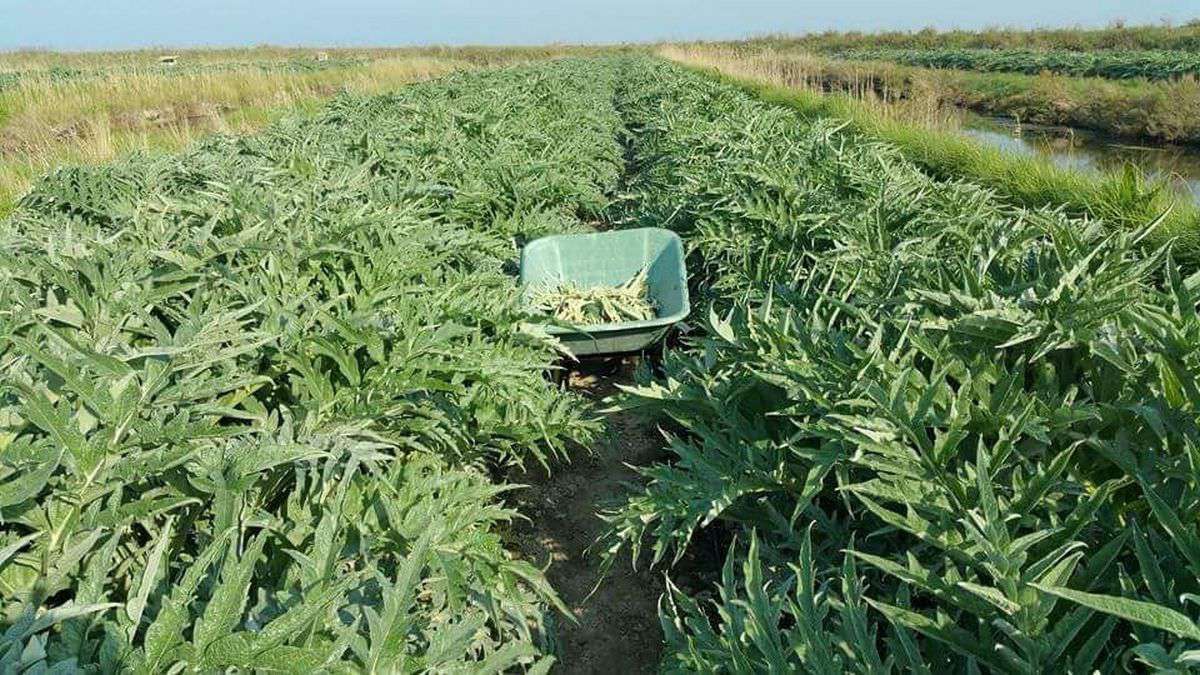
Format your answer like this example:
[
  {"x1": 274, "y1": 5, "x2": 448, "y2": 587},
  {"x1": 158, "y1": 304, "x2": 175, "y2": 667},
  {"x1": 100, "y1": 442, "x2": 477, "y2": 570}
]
[
  {"x1": 604, "y1": 60, "x2": 1200, "y2": 673},
  {"x1": 0, "y1": 60, "x2": 623, "y2": 672}
]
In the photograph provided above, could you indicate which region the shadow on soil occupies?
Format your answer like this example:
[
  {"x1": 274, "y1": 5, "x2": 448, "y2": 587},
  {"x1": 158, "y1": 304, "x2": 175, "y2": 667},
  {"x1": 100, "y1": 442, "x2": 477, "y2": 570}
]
[{"x1": 508, "y1": 357, "x2": 666, "y2": 674}]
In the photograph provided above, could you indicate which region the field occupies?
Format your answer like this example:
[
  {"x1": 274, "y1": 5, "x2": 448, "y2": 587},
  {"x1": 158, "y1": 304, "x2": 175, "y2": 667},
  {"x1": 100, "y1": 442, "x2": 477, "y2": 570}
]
[
  {"x1": 0, "y1": 58, "x2": 619, "y2": 671},
  {"x1": 3, "y1": 41, "x2": 1200, "y2": 674},
  {"x1": 0, "y1": 46, "x2": 618, "y2": 216}
]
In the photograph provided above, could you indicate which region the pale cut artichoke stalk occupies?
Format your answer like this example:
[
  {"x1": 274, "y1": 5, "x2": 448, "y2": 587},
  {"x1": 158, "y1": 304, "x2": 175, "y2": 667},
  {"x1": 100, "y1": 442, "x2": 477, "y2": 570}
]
[{"x1": 530, "y1": 268, "x2": 658, "y2": 325}]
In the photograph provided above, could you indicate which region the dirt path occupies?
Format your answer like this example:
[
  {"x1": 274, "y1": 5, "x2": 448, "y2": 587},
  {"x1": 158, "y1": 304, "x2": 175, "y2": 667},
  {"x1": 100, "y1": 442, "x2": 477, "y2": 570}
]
[{"x1": 509, "y1": 359, "x2": 667, "y2": 674}]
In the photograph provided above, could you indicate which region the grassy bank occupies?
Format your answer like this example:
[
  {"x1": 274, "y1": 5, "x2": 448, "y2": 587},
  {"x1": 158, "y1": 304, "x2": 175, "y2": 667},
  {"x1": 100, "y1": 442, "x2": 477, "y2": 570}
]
[
  {"x1": 0, "y1": 54, "x2": 472, "y2": 214},
  {"x1": 662, "y1": 45, "x2": 1200, "y2": 145},
  {"x1": 660, "y1": 46, "x2": 1200, "y2": 259},
  {"x1": 936, "y1": 65, "x2": 1200, "y2": 144}
]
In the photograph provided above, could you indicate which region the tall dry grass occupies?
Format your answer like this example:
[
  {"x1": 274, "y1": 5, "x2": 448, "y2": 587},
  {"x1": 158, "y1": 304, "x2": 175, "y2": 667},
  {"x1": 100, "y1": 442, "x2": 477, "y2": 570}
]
[
  {"x1": 657, "y1": 45, "x2": 962, "y2": 129},
  {"x1": 0, "y1": 56, "x2": 463, "y2": 214}
]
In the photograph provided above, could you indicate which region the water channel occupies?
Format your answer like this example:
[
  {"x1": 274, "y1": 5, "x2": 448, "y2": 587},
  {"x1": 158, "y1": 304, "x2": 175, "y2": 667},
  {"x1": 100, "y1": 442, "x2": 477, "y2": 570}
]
[{"x1": 960, "y1": 114, "x2": 1200, "y2": 205}]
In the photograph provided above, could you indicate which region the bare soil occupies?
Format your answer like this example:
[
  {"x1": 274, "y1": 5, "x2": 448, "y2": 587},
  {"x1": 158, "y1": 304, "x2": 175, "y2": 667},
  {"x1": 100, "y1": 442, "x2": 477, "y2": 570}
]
[{"x1": 509, "y1": 358, "x2": 668, "y2": 674}]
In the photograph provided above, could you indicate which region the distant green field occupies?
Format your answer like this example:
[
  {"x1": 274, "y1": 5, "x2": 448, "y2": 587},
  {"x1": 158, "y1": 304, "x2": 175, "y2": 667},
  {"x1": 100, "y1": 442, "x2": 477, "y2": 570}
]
[
  {"x1": 739, "y1": 21, "x2": 1200, "y2": 52},
  {"x1": 834, "y1": 47, "x2": 1200, "y2": 80}
]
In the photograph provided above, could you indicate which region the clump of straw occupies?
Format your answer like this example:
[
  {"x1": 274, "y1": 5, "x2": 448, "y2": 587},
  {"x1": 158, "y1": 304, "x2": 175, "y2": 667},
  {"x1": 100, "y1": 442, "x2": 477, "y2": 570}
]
[{"x1": 530, "y1": 269, "x2": 657, "y2": 325}]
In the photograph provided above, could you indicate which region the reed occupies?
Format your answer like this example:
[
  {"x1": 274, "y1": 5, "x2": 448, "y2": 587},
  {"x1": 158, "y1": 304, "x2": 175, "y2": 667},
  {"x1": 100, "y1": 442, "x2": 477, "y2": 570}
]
[{"x1": 658, "y1": 45, "x2": 961, "y2": 128}]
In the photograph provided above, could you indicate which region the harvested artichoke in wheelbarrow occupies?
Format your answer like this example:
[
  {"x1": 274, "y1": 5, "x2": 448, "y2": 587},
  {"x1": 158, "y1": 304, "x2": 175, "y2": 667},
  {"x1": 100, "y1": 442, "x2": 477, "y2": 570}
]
[{"x1": 529, "y1": 269, "x2": 658, "y2": 325}]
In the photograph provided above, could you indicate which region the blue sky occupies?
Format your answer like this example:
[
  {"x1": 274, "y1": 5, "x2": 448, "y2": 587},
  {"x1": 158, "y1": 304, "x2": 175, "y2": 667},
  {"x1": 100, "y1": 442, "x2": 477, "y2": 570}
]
[{"x1": 3, "y1": 1, "x2": 1198, "y2": 51}]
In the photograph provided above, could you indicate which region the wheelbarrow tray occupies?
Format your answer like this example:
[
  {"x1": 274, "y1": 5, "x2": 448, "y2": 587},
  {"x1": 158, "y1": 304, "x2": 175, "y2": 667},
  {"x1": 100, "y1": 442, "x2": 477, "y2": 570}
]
[{"x1": 520, "y1": 227, "x2": 690, "y2": 356}]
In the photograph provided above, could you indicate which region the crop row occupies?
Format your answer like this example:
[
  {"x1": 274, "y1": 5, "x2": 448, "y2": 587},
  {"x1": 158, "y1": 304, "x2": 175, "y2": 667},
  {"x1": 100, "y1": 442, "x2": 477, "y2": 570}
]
[
  {"x1": 835, "y1": 47, "x2": 1200, "y2": 80},
  {"x1": 0, "y1": 60, "x2": 625, "y2": 671},
  {"x1": 605, "y1": 59, "x2": 1200, "y2": 672}
]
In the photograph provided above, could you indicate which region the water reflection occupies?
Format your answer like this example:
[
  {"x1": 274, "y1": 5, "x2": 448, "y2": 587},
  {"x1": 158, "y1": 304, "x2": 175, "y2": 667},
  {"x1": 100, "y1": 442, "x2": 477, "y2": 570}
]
[{"x1": 960, "y1": 115, "x2": 1200, "y2": 205}]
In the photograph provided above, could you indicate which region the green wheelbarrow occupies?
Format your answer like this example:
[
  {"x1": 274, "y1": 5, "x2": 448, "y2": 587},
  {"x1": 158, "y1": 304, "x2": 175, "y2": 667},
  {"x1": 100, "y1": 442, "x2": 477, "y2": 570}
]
[{"x1": 520, "y1": 227, "x2": 690, "y2": 357}]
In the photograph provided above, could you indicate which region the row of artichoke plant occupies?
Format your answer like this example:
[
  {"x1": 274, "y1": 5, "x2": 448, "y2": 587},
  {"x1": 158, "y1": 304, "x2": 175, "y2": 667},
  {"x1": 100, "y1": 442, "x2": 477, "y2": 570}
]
[
  {"x1": 603, "y1": 57, "x2": 1200, "y2": 673},
  {"x1": 0, "y1": 59, "x2": 627, "y2": 672}
]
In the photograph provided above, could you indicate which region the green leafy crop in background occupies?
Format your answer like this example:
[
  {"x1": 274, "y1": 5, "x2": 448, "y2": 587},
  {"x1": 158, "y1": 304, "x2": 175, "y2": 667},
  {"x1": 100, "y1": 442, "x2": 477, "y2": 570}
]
[{"x1": 833, "y1": 47, "x2": 1200, "y2": 81}]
